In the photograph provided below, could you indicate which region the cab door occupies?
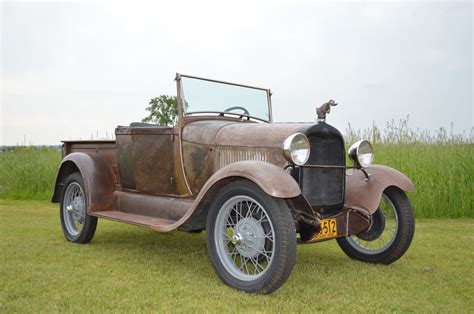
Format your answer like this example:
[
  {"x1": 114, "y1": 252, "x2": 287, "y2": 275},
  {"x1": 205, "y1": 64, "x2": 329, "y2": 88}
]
[{"x1": 116, "y1": 125, "x2": 179, "y2": 196}]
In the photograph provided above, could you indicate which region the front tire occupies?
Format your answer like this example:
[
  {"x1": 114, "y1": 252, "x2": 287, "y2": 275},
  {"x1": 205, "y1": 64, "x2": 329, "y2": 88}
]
[
  {"x1": 337, "y1": 186, "x2": 415, "y2": 264},
  {"x1": 206, "y1": 180, "x2": 296, "y2": 294},
  {"x1": 60, "y1": 172, "x2": 98, "y2": 244}
]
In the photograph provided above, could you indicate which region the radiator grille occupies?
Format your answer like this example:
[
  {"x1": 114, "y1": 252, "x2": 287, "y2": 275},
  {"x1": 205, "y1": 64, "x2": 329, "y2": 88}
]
[{"x1": 300, "y1": 123, "x2": 345, "y2": 209}]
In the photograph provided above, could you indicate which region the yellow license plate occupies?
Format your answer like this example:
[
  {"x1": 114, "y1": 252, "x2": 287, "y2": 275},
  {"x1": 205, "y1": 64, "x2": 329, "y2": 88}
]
[{"x1": 312, "y1": 218, "x2": 337, "y2": 241}]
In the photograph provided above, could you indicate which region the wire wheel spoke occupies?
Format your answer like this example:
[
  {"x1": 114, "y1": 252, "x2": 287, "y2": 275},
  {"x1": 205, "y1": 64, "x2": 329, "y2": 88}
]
[{"x1": 256, "y1": 248, "x2": 272, "y2": 264}]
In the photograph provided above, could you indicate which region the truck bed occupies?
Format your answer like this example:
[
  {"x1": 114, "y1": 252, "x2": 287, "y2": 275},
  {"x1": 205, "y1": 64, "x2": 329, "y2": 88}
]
[
  {"x1": 58, "y1": 139, "x2": 195, "y2": 231},
  {"x1": 62, "y1": 140, "x2": 116, "y2": 155},
  {"x1": 62, "y1": 140, "x2": 119, "y2": 188}
]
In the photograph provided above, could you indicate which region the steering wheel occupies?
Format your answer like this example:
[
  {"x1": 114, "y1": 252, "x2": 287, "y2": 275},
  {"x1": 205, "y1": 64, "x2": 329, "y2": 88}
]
[{"x1": 223, "y1": 106, "x2": 250, "y2": 116}]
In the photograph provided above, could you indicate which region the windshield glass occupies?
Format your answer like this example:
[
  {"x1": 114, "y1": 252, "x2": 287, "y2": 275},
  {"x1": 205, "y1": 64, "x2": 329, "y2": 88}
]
[{"x1": 180, "y1": 75, "x2": 271, "y2": 122}]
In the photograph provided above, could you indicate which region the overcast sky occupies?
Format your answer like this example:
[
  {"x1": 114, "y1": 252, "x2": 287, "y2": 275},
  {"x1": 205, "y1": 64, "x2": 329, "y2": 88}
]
[{"x1": 1, "y1": 0, "x2": 472, "y2": 145}]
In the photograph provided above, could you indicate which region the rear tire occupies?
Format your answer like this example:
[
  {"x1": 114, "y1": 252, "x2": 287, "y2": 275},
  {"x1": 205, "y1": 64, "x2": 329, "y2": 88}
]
[
  {"x1": 206, "y1": 180, "x2": 296, "y2": 294},
  {"x1": 60, "y1": 172, "x2": 98, "y2": 244},
  {"x1": 337, "y1": 186, "x2": 415, "y2": 264}
]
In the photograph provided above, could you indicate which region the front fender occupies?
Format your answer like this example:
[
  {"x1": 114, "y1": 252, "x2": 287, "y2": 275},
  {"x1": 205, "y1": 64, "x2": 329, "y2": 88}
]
[
  {"x1": 178, "y1": 161, "x2": 303, "y2": 231},
  {"x1": 345, "y1": 165, "x2": 415, "y2": 214},
  {"x1": 202, "y1": 160, "x2": 301, "y2": 198},
  {"x1": 51, "y1": 152, "x2": 115, "y2": 213}
]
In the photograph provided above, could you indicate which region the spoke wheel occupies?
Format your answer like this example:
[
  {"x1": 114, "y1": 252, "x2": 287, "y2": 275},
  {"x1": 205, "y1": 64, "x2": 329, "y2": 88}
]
[
  {"x1": 346, "y1": 194, "x2": 398, "y2": 254},
  {"x1": 337, "y1": 186, "x2": 415, "y2": 264},
  {"x1": 63, "y1": 182, "x2": 86, "y2": 236},
  {"x1": 207, "y1": 180, "x2": 296, "y2": 294},
  {"x1": 215, "y1": 196, "x2": 275, "y2": 281},
  {"x1": 60, "y1": 172, "x2": 98, "y2": 243}
]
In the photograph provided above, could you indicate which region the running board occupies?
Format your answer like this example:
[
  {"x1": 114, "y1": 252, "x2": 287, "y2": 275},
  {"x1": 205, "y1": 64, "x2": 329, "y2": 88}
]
[
  {"x1": 90, "y1": 191, "x2": 196, "y2": 232},
  {"x1": 92, "y1": 211, "x2": 177, "y2": 230},
  {"x1": 113, "y1": 191, "x2": 193, "y2": 221}
]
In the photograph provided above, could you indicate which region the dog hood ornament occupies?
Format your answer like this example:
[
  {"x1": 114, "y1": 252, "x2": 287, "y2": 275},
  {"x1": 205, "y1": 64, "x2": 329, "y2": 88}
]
[{"x1": 316, "y1": 99, "x2": 337, "y2": 122}]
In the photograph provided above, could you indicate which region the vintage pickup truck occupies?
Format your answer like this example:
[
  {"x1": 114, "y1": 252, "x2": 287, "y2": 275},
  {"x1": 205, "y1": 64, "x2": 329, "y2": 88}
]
[{"x1": 52, "y1": 74, "x2": 415, "y2": 294}]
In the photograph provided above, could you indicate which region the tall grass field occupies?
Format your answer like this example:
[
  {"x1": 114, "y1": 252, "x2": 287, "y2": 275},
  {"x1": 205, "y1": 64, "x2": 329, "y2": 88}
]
[
  {"x1": 0, "y1": 147, "x2": 61, "y2": 200},
  {"x1": 1, "y1": 121, "x2": 472, "y2": 218}
]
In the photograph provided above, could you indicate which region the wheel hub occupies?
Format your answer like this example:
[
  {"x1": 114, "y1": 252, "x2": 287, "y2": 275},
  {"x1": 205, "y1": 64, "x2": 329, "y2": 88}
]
[
  {"x1": 69, "y1": 198, "x2": 85, "y2": 222},
  {"x1": 231, "y1": 233, "x2": 243, "y2": 245},
  {"x1": 233, "y1": 217, "x2": 265, "y2": 258}
]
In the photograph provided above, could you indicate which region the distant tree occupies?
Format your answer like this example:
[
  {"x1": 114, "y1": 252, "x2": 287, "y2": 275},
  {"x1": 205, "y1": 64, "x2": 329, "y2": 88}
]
[{"x1": 142, "y1": 95, "x2": 178, "y2": 126}]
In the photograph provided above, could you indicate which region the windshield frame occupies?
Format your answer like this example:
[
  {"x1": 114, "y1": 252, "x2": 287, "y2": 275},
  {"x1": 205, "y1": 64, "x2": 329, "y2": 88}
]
[{"x1": 175, "y1": 73, "x2": 273, "y2": 125}]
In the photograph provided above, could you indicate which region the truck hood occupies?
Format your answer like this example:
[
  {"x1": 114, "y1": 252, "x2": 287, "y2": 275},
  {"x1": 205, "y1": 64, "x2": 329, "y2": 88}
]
[{"x1": 182, "y1": 120, "x2": 311, "y2": 148}]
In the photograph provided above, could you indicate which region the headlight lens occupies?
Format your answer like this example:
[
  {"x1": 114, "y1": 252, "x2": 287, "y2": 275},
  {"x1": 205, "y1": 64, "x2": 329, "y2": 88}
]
[
  {"x1": 282, "y1": 133, "x2": 310, "y2": 165},
  {"x1": 348, "y1": 140, "x2": 374, "y2": 168}
]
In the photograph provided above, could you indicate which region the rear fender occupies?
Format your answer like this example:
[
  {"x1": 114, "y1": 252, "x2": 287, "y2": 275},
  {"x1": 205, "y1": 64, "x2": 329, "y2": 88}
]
[
  {"x1": 51, "y1": 152, "x2": 115, "y2": 213},
  {"x1": 345, "y1": 165, "x2": 415, "y2": 214}
]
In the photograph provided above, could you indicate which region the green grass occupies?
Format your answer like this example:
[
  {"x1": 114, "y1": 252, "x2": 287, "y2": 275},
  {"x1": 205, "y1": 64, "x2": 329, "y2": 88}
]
[
  {"x1": 0, "y1": 147, "x2": 61, "y2": 200},
  {"x1": 372, "y1": 143, "x2": 473, "y2": 218},
  {"x1": 1, "y1": 200, "x2": 473, "y2": 312},
  {"x1": 344, "y1": 119, "x2": 474, "y2": 218}
]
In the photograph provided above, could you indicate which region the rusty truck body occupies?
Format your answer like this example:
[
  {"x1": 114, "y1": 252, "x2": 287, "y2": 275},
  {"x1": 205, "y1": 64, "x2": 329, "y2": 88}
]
[{"x1": 52, "y1": 74, "x2": 415, "y2": 294}]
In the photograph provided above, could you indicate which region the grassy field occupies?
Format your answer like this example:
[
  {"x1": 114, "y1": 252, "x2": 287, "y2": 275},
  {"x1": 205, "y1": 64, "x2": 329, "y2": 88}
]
[
  {"x1": 345, "y1": 120, "x2": 473, "y2": 218},
  {"x1": 1, "y1": 200, "x2": 473, "y2": 312},
  {"x1": 0, "y1": 147, "x2": 61, "y2": 200},
  {"x1": 1, "y1": 128, "x2": 472, "y2": 217},
  {"x1": 372, "y1": 143, "x2": 473, "y2": 218}
]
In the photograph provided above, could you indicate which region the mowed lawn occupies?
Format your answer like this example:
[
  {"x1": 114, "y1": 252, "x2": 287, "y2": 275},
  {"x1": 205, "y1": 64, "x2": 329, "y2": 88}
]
[{"x1": 1, "y1": 200, "x2": 473, "y2": 312}]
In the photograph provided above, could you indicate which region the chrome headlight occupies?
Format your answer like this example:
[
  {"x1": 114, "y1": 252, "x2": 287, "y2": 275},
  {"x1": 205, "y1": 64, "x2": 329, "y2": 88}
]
[
  {"x1": 282, "y1": 133, "x2": 310, "y2": 166},
  {"x1": 348, "y1": 139, "x2": 374, "y2": 168}
]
